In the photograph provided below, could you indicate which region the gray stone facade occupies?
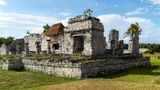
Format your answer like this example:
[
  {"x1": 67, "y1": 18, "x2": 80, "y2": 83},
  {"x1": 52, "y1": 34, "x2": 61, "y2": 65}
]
[
  {"x1": 107, "y1": 29, "x2": 119, "y2": 55},
  {"x1": 0, "y1": 56, "x2": 151, "y2": 78},
  {"x1": 0, "y1": 15, "x2": 151, "y2": 78},
  {"x1": 128, "y1": 30, "x2": 139, "y2": 55},
  {"x1": 8, "y1": 39, "x2": 25, "y2": 54},
  {"x1": 63, "y1": 15, "x2": 105, "y2": 55},
  {"x1": 0, "y1": 15, "x2": 140, "y2": 56},
  {"x1": 21, "y1": 15, "x2": 106, "y2": 56},
  {"x1": 0, "y1": 44, "x2": 8, "y2": 55},
  {"x1": 24, "y1": 34, "x2": 41, "y2": 54}
]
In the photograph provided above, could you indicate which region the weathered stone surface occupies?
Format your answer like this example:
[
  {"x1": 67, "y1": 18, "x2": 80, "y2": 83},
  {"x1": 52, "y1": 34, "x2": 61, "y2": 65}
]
[
  {"x1": 0, "y1": 56, "x2": 151, "y2": 78},
  {"x1": 8, "y1": 39, "x2": 25, "y2": 54},
  {"x1": 0, "y1": 59, "x2": 24, "y2": 70},
  {"x1": 0, "y1": 44, "x2": 8, "y2": 55},
  {"x1": 63, "y1": 15, "x2": 105, "y2": 55},
  {"x1": 107, "y1": 29, "x2": 119, "y2": 49},
  {"x1": 128, "y1": 30, "x2": 139, "y2": 55},
  {"x1": 24, "y1": 34, "x2": 41, "y2": 53}
]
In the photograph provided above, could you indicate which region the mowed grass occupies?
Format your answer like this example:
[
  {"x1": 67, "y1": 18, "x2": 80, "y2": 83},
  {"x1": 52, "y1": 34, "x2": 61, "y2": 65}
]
[
  {"x1": 0, "y1": 70, "x2": 77, "y2": 90},
  {"x1": 0, "y1": 53, "x2": 160, "y2": 90}
]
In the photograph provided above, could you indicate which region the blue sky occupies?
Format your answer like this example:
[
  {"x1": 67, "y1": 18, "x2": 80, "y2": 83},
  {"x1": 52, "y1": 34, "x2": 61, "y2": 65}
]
[{"x1": 0, "y1": 0, "x2": 160, "y2": 43}]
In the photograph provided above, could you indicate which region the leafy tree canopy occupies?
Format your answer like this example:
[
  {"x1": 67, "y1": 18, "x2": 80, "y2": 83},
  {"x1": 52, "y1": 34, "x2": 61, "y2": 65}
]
[
  {"x1": 84, "y1": 9, "x2": 93, "y2": 16},
  {"x1": 43, "y1": 24, "x2": 50, "y2": 33},
  {"x1": 124, "y1": 22, "x2": 142, "y2": 38},
  {"x1": 0, "y1": 37, "x2": 14, "y2": 47}
]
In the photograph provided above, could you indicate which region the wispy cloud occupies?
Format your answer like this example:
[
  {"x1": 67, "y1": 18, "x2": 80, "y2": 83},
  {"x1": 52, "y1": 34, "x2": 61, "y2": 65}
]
[
  {"x1": 0, "y1": 12, "x2": 68, "y2": 38},
  {"x1": 59, "y1": 12, "x2": 70, "y2": 17},
  {"x1": 150, "y1": 0, "x2": 160, "y2": 5},
  {"x1": 98, "y1": 14, "x2": 159, "y2": 43},
  {"x1": 0, "y1": 0, "x2": 6, "y2": 6},
  {"x1": 126, "y1": 8, "x2": 148, "y2": 16}
]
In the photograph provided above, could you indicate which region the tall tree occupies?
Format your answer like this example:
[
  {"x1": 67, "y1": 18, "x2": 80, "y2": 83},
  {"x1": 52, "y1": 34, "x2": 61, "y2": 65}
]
[
  {"x1": 26, "y1": 31, "x2": 30, "y2": 35},
  {"x1": 4, "y1": 37, "x2": 14, "y2": 46},
  {"x1": 84, "y1": 9, "x2": 93, "y2": 16},
  {"x1": 43, "y1": 24, "x2": 50, "y2": 33},
  {"x1": 0, "y1": 37, "x2": 5, "y2": 47},
  {"x1": 124, "y1": 22, "x2": 142, "y2": 38}
]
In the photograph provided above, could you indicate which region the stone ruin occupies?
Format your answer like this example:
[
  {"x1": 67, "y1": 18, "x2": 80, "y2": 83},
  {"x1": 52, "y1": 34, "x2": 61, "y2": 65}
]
[
  {"x1": 64, "y1": 15, "x2": 105, "y2": 55},
  {"x1": 0, "y1": 15, "x2": 138, "y2": 56},
  {"x1": 0, "y1": 15, "x2": 150, "y2": 78},
  {"x1": 0, "y1": 44, "x2": 8, "y2": 55},
  {"x1": 105, "y1": 29, "x2": 124, "y2": 56},
  {"x1": 128, "y1": 30, "x2": 139, "y2": 55}
]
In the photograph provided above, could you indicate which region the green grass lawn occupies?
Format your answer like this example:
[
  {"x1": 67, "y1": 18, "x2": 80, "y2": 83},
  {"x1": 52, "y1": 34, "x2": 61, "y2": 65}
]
[
  {"x1": 0, "y1": 53, "x2": 160, "y2": 90},
  {"x1": 0, "y1": 70, "x2": 77, "y2": 90}
]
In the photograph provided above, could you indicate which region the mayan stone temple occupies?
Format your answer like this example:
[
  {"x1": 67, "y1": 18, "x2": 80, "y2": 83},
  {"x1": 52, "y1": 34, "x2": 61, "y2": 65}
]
[{"x1": 0, "y1": 15, "x2": 151, "y2": 78}]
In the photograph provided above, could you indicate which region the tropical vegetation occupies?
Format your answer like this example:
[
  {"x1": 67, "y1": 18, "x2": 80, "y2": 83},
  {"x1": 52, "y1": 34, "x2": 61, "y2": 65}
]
[
  {"x1": 0, "y1": 37, "x2": 14, "y2": 47},
  {"x1": 124, "y1": 22, "x2": 142, "y2": 38},
  {"x1": 84, "y1": 9, "x2": 93, "y2": 16}
]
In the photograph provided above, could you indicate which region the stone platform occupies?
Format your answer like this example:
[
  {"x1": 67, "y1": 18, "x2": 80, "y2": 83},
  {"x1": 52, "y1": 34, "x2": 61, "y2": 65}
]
[{"x1": 0, "y1": 55, "x2": 151, "y2": 78}]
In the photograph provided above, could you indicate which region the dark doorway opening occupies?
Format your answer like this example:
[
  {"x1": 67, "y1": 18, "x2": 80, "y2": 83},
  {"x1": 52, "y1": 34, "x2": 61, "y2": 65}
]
[
  {"x1": 52, "y1": 43, "x2": 59, "y2": 50},
  {"x1": 73, "y1": 36, "x2": 84, "y2": 53}
]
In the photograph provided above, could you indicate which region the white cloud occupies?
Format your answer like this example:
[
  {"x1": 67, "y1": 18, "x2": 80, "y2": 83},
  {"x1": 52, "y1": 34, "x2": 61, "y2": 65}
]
[
  {"x1": 0, "y1": 12, "x2": 159, "y2": 43},
  {"x1": 0, "y1": 0, "x2": 6, "y2": 6},
  {"x1": 0, "y1": 12, "x2": 68, "y2": 38},
  {"x1": 97, "y1": 14, "x2": 160, "y2": 43},
  {"x1": 140, "y1": 0, "x2": 145, "y2": 2},
  {"x1": 59, "y1": 12, "x2": 70, "y2": 17},
  {"x1": 126, "y1": 8, "x2": 148, "y2": 16},
  {"x1": 150, "y1": 0, "x2": 160, "y2": 5}
]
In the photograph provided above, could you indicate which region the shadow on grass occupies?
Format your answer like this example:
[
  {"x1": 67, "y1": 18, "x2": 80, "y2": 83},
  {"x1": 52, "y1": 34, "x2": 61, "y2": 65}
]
[
  {"x1": 84, "y1": 66, "x2": 160, "y2": 79},
  {"x1": 102, "y1": 66, "x2": 160, "y2": 79}
]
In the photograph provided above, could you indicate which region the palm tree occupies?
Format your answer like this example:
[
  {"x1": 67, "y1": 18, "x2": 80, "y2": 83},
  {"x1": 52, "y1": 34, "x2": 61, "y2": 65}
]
[
  {"x1": 43, "y1": 24, "x2": 50, "y2": 33},
  {"x1": 26, "y1": 31, "x2": 30, "y2": 35},
  {"x1": 124, "y1": 22, "x2": 142, "y2": 39},
  {"x1": 84, "y1": 9, "x2": 93, "y2": 16}
]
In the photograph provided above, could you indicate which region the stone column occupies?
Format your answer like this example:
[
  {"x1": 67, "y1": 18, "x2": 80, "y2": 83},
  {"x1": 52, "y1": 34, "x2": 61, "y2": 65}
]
[
  {"x1": 118, "y1": 40, "x2": 124, "y2": 55},
  {"x1": 16, "y1": 42, "x2": 21, "y2": 54},
  {"x1": 25, "y1": 43, "x2": 29, "y2": 55},
  {"x1": 35, "y1": 42, "x2": 41, "y2": 55},
  {"x1": 128, "y1": 31, "x2": 139, "y2": 55},
  {"x1": 108, "y1": 29, "x2": 119, "y2": 55},
  {"x1": 46, "y1": 37, "x2": 51, "y2": 54}
]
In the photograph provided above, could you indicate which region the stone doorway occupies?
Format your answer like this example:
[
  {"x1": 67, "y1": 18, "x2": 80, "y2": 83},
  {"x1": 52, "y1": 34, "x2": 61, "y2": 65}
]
[
  {"x1": 73, "y1": 36, "x2": 84, "y2": 54},
  {"x1": 52, "y1": 43, "x2": 59, "y2": 50}
]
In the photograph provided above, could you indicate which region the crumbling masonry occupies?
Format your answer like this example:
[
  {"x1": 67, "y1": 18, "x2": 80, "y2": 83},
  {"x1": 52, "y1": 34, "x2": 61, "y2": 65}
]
[{"x1": 0, "y1": 15, "x2": 150, "y2": 78}]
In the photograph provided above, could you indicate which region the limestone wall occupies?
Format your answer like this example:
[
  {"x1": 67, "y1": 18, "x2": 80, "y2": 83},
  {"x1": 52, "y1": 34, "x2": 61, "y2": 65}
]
[
  {"x1": 0, "y1": 44, "x2": 8, "y2": 55},
  {"x1": 22, "y1": 59, "x2": 82, "y2": 77},
  {"x1": 41, "y1": 35, "x2": 48, "y2": 52},
  {"x1": 81, "y1": 57, "x2": 150, "y2": 77},
  {"x1": 63, "y1": 30, "x2": 93, "y2": 55},
  {"x1": 0, "y1": 57, "x2": 151, "y2": 78},
  {"x1": 0, "y1": 59, "x2": 24, "y2": 70},
  {"x1": 24, "y1": 34, "x2": 41, "y2": 52},
  {"x1": 92, "y1": 30, "x2": 105, "y2": 55},
  {"x1": 67, "y1": 20, "x2": 92, "y2": 31},
  {"x1": 63, "y1": 15, "x2": 105, "y2": 55},
  {"x1": 62, "y1": 32, "x2": 73, "y2": 54}
]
